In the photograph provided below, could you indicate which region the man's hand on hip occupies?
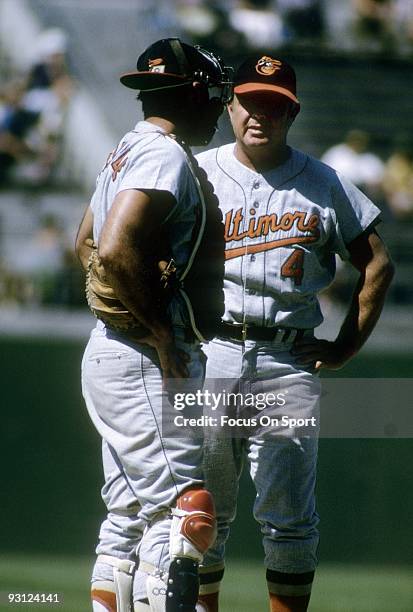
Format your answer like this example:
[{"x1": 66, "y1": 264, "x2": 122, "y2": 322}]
[{"x1": 291, "y1": 338, "x2": 353, "y2": 371}]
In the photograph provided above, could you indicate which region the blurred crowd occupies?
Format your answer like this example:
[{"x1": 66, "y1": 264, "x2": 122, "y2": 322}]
[
  {"x1": 322, "y1": 130, "x2": 413, "y2": 223},
  {"x1": 174, "y1": 0, "x2": 324, "y2": 52},
  {"x1": 0, "y1": 211, "x2": 84, "y2": 309},
  {"x1": 350, "y1": 0, "x2": 413, "y2": 54},
  {"x1": 320, "y1": 129, "x2": 413, "y2": 307},
  {"x1": 174, "y1": 0, "x2": 413, "y2": 56},
  {"x1": 0, "y1": 27, "x2": 83, "y2": 309},
  {"x1": 0, "y1": 28, "x2": 74, "y2": 188}
]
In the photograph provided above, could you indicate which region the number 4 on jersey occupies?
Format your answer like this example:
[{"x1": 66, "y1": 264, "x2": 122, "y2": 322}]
[{"x1": 281, "y1": 249, "x2": 304, "y2": 286}]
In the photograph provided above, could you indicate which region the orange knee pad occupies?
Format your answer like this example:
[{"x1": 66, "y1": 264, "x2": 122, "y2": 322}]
[
  {"x1": 170, "y1": 487, "x2": 216, "y2": 561},
  {"x1": 176, "y1": 487, "x2": 216, "y2": 554}
]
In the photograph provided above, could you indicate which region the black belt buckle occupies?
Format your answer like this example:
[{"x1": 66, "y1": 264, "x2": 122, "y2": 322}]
[
  {"x1": 220, "y1": 322, "x2": 306, "y2": 343},
  {"x1": 225, "y1": 322, "x2": 247, "y2": 342}
]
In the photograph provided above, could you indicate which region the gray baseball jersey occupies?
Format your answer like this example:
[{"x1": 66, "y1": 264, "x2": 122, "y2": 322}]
[
  {"x1": 196, "y1": 143, "x2": 381, "y2": 330},
  {"x1": 90, "y1": 120, "x2": 204, "y2": 331}
]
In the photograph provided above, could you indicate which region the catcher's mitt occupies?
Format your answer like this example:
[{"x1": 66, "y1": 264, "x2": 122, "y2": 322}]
[{"x1": 85, "y1": 241, "x2": 177, "y2": 333}]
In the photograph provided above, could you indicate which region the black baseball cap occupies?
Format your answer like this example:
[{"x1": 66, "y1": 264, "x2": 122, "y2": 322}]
[
  {"x1": 234, "y1": 55, "x2": 300, "y2": 106},
  {"x1": 120, "y1": 37, "x2": 230, "y2": 96}
]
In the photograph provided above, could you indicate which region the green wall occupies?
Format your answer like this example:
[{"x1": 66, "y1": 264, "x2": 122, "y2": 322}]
[{"x1": 2, "y1": 338, "x2": 412, "y2": 564}]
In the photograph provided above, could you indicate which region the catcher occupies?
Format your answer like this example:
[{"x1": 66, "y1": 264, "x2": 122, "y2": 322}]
[{"x1": 75, "y1": 38, "x2": 230, "y2": 612}]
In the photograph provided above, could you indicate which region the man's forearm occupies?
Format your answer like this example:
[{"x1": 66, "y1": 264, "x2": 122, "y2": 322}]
[
  {"x1": 335, "y1": 258, "x2": 394, "y2": 358},
  {"x1": 75, "y1": 205, "x2": 94, "y2": 272},
  {"x1": 292, "y1": 232, "x2": 395, "y2": 371},
  {"x1": 101, "y1": 244, "x2": 172, "y2": 342},
  {"x1": 77, "y1": 238, "x2": 94, "y2": 272}
]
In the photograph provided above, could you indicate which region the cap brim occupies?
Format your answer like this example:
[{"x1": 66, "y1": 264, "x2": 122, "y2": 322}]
[
  {"x1": 120, "y1": 71, "x2": 189, "y2": 90},
  {"x1": 234, "y1": 83, "x2": 299, "y2": 105}
]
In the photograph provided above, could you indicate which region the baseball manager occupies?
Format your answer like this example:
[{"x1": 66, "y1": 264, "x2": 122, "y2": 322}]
[{"x1": 196, "y1": 54, "x2": 394, "y2": 612}]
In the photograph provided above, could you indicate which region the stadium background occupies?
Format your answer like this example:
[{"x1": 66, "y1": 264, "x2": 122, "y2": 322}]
[{"x1": 0, "y1": 1, "x2": 412, "y2": 610}]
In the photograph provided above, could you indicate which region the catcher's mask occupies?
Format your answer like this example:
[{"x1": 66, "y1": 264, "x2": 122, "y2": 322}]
[{"x1": 120, "y1": 37, "x2": 233, "y2": 105}]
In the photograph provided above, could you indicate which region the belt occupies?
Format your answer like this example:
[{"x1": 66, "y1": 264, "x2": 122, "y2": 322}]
[
  {"x1": 107, "y1": 325, "x2": 196, "y2": 345},
  {"x1": 218, "y1": 322, "x2": 307, "y2": 343}
]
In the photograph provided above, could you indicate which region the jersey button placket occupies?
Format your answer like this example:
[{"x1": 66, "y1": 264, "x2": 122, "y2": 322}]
[
  {"x1": 243, "y1": 180, "x2": 261, "y2": 322},
  {"x1": 250, "y1": 184, "x2": 261, "y2": 266},
  {"x1": 242, "y1": 182, "x2": 257, "y2": 321},
  {"x1": 252, "y1": 197, "x2": 259, "y2": 263}
]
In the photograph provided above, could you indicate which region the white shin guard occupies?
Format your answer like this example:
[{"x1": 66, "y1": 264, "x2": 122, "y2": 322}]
[
  {"x1": 95, "y1": 555, "x2": 135, "y2": 612},
  {"x1": 144, "y1": 569, "x2": 168, "y2": 612},
  {"x1": 134, "y1": 602, "x2": 151, "y2": 611}
]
